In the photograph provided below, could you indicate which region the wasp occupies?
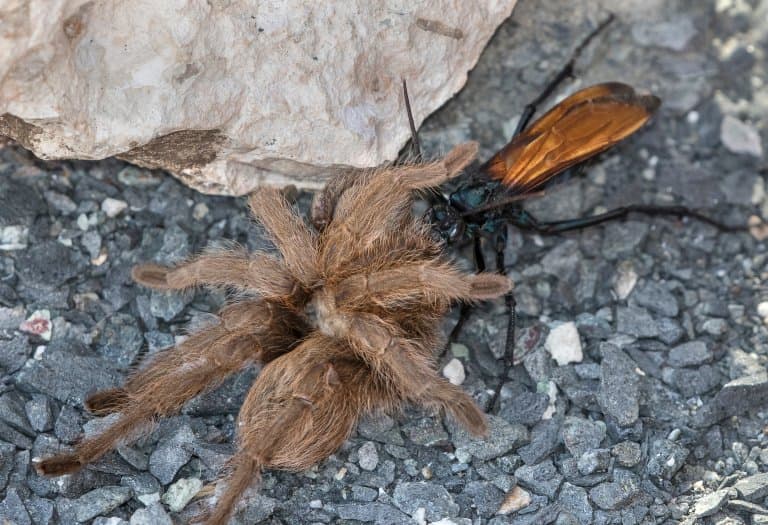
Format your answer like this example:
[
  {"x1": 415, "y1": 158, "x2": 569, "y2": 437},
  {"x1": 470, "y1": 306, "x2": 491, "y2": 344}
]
[{"x1": 407, "y1": 77, "x2": 743, "y2": 410}]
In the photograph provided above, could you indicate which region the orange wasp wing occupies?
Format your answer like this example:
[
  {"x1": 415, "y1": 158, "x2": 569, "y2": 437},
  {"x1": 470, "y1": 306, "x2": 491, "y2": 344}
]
[{"x1": 482, "y1": 82, "x2": 661, "y2": 194}]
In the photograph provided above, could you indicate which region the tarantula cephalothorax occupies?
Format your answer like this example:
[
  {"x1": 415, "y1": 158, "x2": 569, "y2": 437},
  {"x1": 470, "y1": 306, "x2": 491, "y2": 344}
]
[{"x1": 35, "y1": 142, "x2": 512, "y2": 524}]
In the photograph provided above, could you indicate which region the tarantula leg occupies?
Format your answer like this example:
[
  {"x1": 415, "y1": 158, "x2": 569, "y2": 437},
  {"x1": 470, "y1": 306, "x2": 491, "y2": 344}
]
[
  {"x1": 85, "y1": 388, "x2": 130, "y2": 416},
  {"x1": 204, "y1": 338, "x2": 375, "y2": 525},
  {"x1": 342, "y1": 312, "x2": 487, "y2": 435},
  {"x1": 248, "y1": 189, "x2": 318, "y2": 286},
  {"x1": 424, "y1": 380, "x2": 489, "y2": 436},
  {"x1": 37, "y1": 301, "x2": 305, "y2": 476},
  {"x1": 335, "y1": 261, "x2": 513, "y2": 309},
  {"x1": 131, "y1": 249, "x2": 298, "y2": 301}
]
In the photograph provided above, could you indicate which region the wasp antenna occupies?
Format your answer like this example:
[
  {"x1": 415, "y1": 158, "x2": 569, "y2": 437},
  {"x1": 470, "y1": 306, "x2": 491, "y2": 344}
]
[{"x1": 402, "y1": 78, "x2": 422, "y2": 161}]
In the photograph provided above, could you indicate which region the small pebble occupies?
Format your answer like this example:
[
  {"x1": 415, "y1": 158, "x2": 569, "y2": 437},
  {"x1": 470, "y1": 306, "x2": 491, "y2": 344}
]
[
  {"x1": 0, "y1": 225, "x2": 29, "y2": 250},
  {"x1": 545, "y1": 322, "x2": 583, "y2": 366},
  {"x1": 358, "y1": 441, "x2": 379, "y2": 471},
  {"x1": 720, "y1": 115, "x2": 763, "y2": 157},
  {"x1": 102, "y1": 198, "x2": 128, "y2": 218},
  {"x1": 442, "y1": 358, "x2": 466, "y2": 385},
  {"x1": 19, "y1": 310, "x2": 52, "y2": 341},
  {"x1": 161, "y1": 477, "x2": 203, "y2": 513},
  {"x1": 497, "y1": 486, "x2": 531, "y2": 515}
]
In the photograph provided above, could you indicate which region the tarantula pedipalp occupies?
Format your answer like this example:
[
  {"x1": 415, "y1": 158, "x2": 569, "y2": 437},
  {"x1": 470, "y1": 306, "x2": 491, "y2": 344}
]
[{"x1": 35, "y1": 142, "x2": 512, "y2": 525}]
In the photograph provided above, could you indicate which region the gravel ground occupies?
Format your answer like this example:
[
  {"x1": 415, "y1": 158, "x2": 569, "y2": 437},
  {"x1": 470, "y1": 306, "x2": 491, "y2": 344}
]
[{"x1": 1, "y1": 0, "x2": 767, "y2": 524}]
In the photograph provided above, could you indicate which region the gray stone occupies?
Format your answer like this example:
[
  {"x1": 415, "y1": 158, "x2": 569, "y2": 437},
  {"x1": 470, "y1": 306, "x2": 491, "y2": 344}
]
[
  {"x1": 358, "y1": 441, "x2": 379, "y2": 471},
  {"x1": 732, "y1": 472, "x2": 768, "y2": 502},
  {"x1": 459, "y1": 481, "x2": 505, "y2": 517},
  {"x1": 24, "y1": 394, "x2": 54, "y2": 432},
  {"x1": 15, "y1": 345, "x2": 122, "y2": 406},
  {"x1": 148, "y1": 424, "x2": 195, "y2": 484},
  {"x1": 0, "y1": 440, "x2": 15, "y2": 491},
  {"x1": 692, "y1": 489, "x2": 729, "y2": 518},
  {"x1": 646, "y1": 439, "x2": 689, "y2": 480},
  {"x1": 601, "y1": 222, "x2": 648, "y2": 260},
  {"x1": 561, "y1": 417, "x2": 606, "y2": 458},
  {"x1": 0, "y1": 334, "x2": 31, "y2": 375},
  {"x1": 518, "y1": 418, "x2": 562, "y2": 465},
  {"x1": 668, "y1": 341, "x2": 711, "y2": 367},
  {"x1": 500, "y1": 390, "x2": 549, "y2": 426},
  {"x1": 54, "y1": 404, "x2": 85, "y2": 444},
  {"x1": 44, "y1": 190, "x2": 78, "y2": 215},
  {"x1": 611, "y1": 441, "x2": 642, "y2": 468},
  {"x1": 694, "y1": 372, "x2": 768, "y2": 427},
  {"x1": 631, "y1": 281, "x2": 679, "y2": 317},
  {"x1": 0, "y1": 391, "x2": 35, "y2": 437},
  {"x1": 577, "y1": 449, "x2": 612, "y2": 475},
  {"x1": 357, "y1": 414, "x2": 404, "y2": 446},
  {"x1": 336, "y1": 502, "x2": 410, "y2": 524},
  {"x1": 0, "y1": 488, "x2": 31, "y2": 525},
  {"x1": 0, "y1": 419, "x2": 32, "y2": 449},
  {"x1": 661, "y1": 365, "x2": 721, "y2": 397},
  {"x1": 656, "y1": 317, "x2": 684, "y2": 345},
  {"x1": 97, "y1": 313, "x2": 144, "y2": 369},
  {"x1": 451, "y1": 415, "x2": 528, "y2": 461},
  {"x1": 14, "y1": 241, "x2": 85, "y2": 287},
  {"x1": 616, "y1": 307, "x2": 659, "y2": 338},
  {"x1": 351, "y1": 485, "x2": 378, "y2": 502},
  {"x1": 0, "y1": 180, "x2": 45, "y2": 226},
  {"x1": 515, "y1": 459, "x2": 563, "y2": 498},
  {"x1": 597, "y1": 345, "x2": 640, "y2": 427},
  {"x1": 588, "y1": 469, "x2": 641, "y2": 510},
  {"x1": 631, "y1": 16, "x2": 697, "y2": 51},
  {"x1": 149, "y1": 289, "x2": 190, "y2": 322},
  {"x1": 70, "y1": 486, "x2": 133, "y2": 522},
  {"x1": 130, "y1": 502, "x2": 172, "y2": 525},
  {"x1": 24, "y1": 494, "x2": 55, "y2": 525},
  {"x1": 557, "y1": 482, "x2": 593, "y2": 525},
  {"x1": 120, "y1": 473, "x2": 161, "y2": 496},
  {"x1": 392, "y1": 481, "x2": 460, "y2": 521},
  {"x1": 234, "y1": 494, "x2": 278, "y2": 524}
]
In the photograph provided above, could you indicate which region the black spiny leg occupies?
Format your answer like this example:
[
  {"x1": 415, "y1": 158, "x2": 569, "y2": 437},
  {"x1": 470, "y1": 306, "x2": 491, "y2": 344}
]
[
  {"x1": 489, "y1": 227, "x2": 516, "y2": 413},
  {"x1": 507, "y1": 205, "x2": 744, "y2": 235},
  {"x1": 444, "y1": 235, "x2": 486, "y2": 357}
]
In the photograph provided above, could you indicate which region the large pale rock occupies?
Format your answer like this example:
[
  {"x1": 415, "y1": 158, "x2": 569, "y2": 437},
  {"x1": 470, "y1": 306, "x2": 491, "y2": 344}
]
[{"x1": 0, "y1": 0, "x2": 516, "y2": 194}]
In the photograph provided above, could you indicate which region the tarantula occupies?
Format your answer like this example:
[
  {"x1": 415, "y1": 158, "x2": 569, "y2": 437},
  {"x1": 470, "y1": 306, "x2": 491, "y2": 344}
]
[{"x1": 36, "y1": 142, "x2": 512, "y2": 524}]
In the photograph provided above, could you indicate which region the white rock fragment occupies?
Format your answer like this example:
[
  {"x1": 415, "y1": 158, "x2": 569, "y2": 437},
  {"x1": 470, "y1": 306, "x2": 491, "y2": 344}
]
[
  {"x1": 758, "y1": 302, "x2": 768, "y2": 319},
  {"x1": 101, "y1": 198, "x2": 128, "y2": 218},
  {"x1": 498, "y1": 485, "x2": 531, "y2": 515},
  {"x1": 193, "y1": 202, "x2": 209, "y2": 221},
  {"x1": 545, "y1": 322, "x2": 583, "y2": 366},
  {"x1": 161, "y1": 477, "x2": 203, "y2": 513},
  {"x1": 0, "y1": 225, "x2": 29, "y2": 250},
  {"x1": 442, "y1": 358, "x2": 466, "y2": 385},
  {"x1": 613, "y1": 262, "x2": 638, "y2": 300},
  {"x1": 720, "y1": 115, "x2": 764, "y2": 157},
  {"x1": 136, "y1": 492, "x2": 161, "y2": 506},
  {"x1": 20, "y1": 310, "x2": 52, "y2": 341},
  {"x1": 0, "y1": 0, "x2": 517, "y2": 195}
]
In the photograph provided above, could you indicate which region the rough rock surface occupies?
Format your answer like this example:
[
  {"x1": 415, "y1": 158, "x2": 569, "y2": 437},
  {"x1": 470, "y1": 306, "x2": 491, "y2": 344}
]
[
  {"x1": 0, "y1": 0, "x2": 516, "y2": 194},
  {"x1": 0, "y1": 0, "x2": 766, "y2": 523}
]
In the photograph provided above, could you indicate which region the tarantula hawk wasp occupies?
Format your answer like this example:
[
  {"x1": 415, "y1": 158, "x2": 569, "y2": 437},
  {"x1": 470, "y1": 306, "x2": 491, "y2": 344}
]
[{"x1": 407, "y1": 77, "x2": 744, "y2": 412}]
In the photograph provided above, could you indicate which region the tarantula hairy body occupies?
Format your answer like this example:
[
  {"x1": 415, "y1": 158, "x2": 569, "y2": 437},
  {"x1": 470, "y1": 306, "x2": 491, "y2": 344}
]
[{"x1": 36, "y1": 142, "x2": 512, "y2": 524}]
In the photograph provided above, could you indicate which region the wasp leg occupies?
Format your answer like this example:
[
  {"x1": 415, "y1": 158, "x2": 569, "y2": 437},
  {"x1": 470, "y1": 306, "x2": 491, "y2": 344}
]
[
  {"x1": 510, "y1": 205, "x2": 743, "y2": 234},
  {"x1": 488, "y1": 227, "x2": 517, "y2": 413},
  {"x1": 443, "y1": 234, "x2": 486, "y2": 357}
]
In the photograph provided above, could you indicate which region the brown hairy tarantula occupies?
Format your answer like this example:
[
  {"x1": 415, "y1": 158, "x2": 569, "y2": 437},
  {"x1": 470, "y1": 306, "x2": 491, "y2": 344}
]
[{"x1": 36, "y1": 142, "x2": 512, "y2": 524}]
